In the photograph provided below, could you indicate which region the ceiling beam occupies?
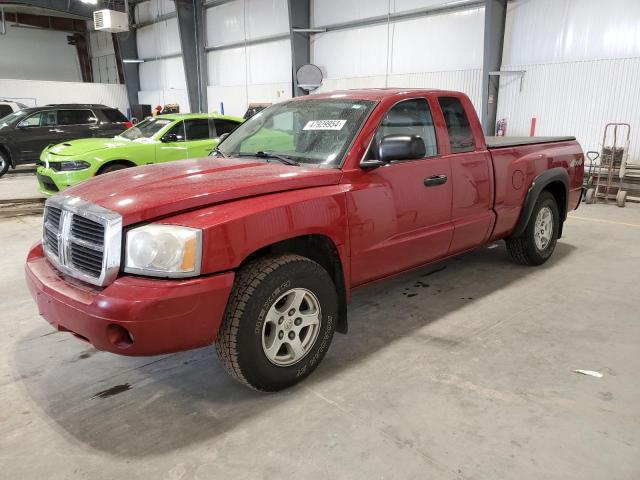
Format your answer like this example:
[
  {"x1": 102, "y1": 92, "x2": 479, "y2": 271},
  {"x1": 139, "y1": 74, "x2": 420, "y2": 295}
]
[{"x1": 0, "y1": 0, "x2": 97, "y2": 18}]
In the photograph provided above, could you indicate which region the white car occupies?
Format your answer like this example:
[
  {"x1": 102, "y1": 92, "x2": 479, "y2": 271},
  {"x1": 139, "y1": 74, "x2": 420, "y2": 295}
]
[{"x1": 0, "y1": 100, "x2": 28, "y2": 119}]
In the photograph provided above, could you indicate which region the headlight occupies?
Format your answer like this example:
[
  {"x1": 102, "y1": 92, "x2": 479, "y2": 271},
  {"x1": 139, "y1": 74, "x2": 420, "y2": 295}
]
[
  {"x1": 52, "y1": 161, "x2": 91, "y2": 171},
  {"x1": 125, "y1": 225, "x2": 202, "y2": 277}
]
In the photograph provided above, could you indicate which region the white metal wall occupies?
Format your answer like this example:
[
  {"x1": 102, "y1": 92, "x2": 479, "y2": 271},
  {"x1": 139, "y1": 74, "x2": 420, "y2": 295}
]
[
  {"x1": 0, "y1": 79, "x2": 129, "y2": 113},
  {"x1": 205, "y1": 0, "x2": 292, "y2": 116},
  {"x1": 135, "y1": 0, "x2": 189, "y2": 112},
  {"x1": 89, "y1": 31, "x2": 119, "y2": 84},
  {"x1": 311, "y1": 1, "x2": 485, "y2": 116},
  {"x1": 497, "y1": 0, "x2": 640, "y2": 162},
  {"x1": 0, "y1": 24, "x2": 81, "y2": 82}
]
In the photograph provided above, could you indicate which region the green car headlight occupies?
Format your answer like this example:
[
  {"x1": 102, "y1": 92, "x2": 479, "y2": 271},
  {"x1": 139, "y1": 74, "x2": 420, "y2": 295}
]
[{"x1": 52, "y1": 161, "x2": 91, "y2": 171}]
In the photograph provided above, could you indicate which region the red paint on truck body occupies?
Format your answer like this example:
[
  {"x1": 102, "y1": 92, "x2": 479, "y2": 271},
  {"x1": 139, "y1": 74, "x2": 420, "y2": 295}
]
[{"x1": 25, "y1": 89, "x2": 584, "y2": 356}]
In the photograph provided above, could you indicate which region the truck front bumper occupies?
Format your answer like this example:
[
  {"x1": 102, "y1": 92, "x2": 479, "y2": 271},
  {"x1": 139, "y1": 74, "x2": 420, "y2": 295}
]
[{"x1": 25, "y1": 242, "x2": 235, "y2": 356}]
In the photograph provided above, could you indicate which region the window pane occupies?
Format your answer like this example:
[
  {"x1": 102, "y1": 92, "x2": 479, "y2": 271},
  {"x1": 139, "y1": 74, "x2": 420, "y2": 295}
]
[
  {"x1": 22, "y1": 113, "x2": 42, "y2": 127},
  {"x1": 0, "y1": 105, "x2": 12, "y2": 118},
  {"x1": 184, "y1": 119, "x2": 210, "y2": 140},
  {"x1": 214, "y1": 119, "x2": 240, "y2": 136},
  {"x1": 42, "y1": 111, "x2": 57, "y2": 126},
  {"x1": 373, "y1": 98, "x2": 438, "y2": 158},
  {"x1": 101, "y1": 108, "x2": 128, "y2": 123},
  {"x1": 58, "y1": 109, "x2": 95, "y2": 126},
  {"x1": 438, "y1": 97, "x2": 474, "y2": 153},
  {"x1": 167, "y1": 121, "x2": 186, "y2": 141}
]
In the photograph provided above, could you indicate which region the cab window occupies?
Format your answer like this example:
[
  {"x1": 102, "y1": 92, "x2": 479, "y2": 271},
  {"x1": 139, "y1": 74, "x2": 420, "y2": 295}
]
[
  {"x1": 58, "y1": 109, "x2": 97, "y2": 126},
  {"x1": 438, "y1": 97, "x2": 474, "y2": 153},
  {"x1": 166, "y1": 121, "x2": 186, "y2": 141},
  {"x1": 19, "y1": 111, "x2": 57, "y2": 127},
  {"x1": 368, "y1": 98, "x2": 438, "y2": 159},
  {"x1": 184, "y1": 119, "x2": 210, "y2": 140}
]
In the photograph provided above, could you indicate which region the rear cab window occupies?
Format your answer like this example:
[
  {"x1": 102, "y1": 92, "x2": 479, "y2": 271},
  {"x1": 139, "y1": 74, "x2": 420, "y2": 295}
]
[{"x1": 437, "y1": 97, "x2": 474, "y2": 153}]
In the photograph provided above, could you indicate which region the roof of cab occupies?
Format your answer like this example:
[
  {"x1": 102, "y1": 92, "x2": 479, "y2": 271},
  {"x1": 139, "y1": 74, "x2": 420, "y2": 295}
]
[{"x1": 292, "y1": 88, "x2": 448, "y2": 102}]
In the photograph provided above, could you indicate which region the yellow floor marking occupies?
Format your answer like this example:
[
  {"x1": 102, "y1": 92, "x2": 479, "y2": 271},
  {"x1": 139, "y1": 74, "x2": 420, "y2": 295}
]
[{"x1": 568, "y1": 214, "x2": 640, "y2": 228}]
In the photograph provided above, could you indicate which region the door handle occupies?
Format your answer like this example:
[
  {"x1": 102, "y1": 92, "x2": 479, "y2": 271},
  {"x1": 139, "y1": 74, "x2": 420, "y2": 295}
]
[
  {"x1": 49, "y1": 129, "x2": 64, "y2": 133},
  {"x1": 89, "y1": 126, "x2": 100, "y2": 130},
  {"x1": 424, "y1": 174, "x2": 448, "y2": 187}
]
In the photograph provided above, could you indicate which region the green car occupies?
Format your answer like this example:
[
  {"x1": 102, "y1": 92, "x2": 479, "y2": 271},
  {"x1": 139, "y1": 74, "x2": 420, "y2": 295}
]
[{"x1": 36, "y1": 113, "x2": 243, "y2": 195}]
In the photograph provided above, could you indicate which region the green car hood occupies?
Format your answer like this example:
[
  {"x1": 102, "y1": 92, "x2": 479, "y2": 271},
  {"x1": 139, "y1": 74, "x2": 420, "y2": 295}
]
[{"x1": 47, "y1": 137, "x2": 144, "y2": 156}]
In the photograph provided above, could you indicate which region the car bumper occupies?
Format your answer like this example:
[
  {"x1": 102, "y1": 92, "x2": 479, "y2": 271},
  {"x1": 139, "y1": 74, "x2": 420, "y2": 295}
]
[
  {"x1": 25, "y1": 242, "x2": 235, "y2": 356},
  {"x1": 36, "y1": 166, "x2": 94, "y2": 195}
]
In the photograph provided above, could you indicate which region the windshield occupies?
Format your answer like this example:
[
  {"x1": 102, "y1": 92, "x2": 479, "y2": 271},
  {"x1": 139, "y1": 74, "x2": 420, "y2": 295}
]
[
  {"x1": 120, "y1": 118, "x2": 172, "y2": 140},
  {"x1": 216, "y1": 98, "x2": 375, "y2": 167}
]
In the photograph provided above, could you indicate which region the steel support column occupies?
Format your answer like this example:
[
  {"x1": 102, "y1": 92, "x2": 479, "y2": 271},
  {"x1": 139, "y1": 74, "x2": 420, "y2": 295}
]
[
  {"x1": 287, "y1": 0, "x2": 311, "y2": 97},
  {"x1": 482, "y1": 0, "x2": 507, "y2": 135},
  {"x1": 175, "y1": 0, "x2": 208, "y2": 113},
  {"x1": 114, "y1": 27, "x2": 141, "y2": 114}
]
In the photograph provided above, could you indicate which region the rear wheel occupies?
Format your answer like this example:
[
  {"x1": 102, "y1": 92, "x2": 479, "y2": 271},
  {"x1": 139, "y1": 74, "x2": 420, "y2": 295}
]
[
  {"x1": 216, "y1": 254, "x2": 338, "y2": 391},
  {"x1": 506, "y1": 191, "x2": 559, "y2": 266},
  {"x1": 0, "y1": 150, "x2": 9, "y2": 177}
]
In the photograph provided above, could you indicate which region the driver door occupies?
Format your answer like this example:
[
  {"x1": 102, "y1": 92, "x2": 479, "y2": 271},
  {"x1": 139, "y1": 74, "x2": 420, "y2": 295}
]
[
  {"x1": 347, "y1": 98, "x2": 454, "y2": 286},
  {"x1": 156, "y1": 121, "x2": 189, "y2": 163},
  {"x1": 13, "y1": 110, "x2": 59, "y2": 163}
]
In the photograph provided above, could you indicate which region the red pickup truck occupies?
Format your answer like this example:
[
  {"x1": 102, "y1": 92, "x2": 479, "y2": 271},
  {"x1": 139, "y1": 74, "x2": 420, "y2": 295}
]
[{"x1": 25, "y1": 89, "x2": 584, "y2": 391}]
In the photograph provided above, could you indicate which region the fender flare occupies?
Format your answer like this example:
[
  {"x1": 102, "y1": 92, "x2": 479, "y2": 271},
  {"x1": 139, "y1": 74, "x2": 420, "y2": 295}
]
[{"x1": 510, "y1": 167, "x2": 569, "y2": 238}]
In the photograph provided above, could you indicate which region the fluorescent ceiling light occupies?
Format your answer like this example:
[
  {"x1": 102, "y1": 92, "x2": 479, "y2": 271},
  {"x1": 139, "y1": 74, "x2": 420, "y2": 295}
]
[
  {"x1": 80, "y1": 0, "x2": 98, "y2": 4},
  {"x1": 122, "y1": 59, "x2": 145, "y2": 63}
]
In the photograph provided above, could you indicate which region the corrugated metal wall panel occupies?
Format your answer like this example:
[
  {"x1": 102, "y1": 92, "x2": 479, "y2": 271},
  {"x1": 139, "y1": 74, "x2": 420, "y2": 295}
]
[
  {"x1": 317, "y1": 69, "x2": 483, "y2": 116},
  {"x1": 0, "y1": 79, "x2": 129, "y2": 114},
  {"x1": 496, "y1": 58, "x2": 640, "y2": 163}
]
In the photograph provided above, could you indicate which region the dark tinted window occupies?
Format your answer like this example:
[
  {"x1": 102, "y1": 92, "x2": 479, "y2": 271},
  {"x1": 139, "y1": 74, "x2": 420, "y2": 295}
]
[
  {"x1": 0, "y1": 105, "x2": 12, "y2": 118},
  {"x1": 58, "y1": 109, "x2": 97, "y2": 126},
  {"x1": 184, "y1": 119, "x2": 210, "y2": 140},
  {"x1": 370, "y1": 98, "x2": 438, "y2": 159},
  {"x1": 438, "y1": 97, "x2": 474, "y2": 153},
  {"x1": 101, "y1": 108, "x2": 128, "y2": 123},
  {"x1": 167, "y1": 121, "x2": 186, "y2": 141},
  {"x1": 214, "y1": 119, "x2": 240, "y2": 136}
]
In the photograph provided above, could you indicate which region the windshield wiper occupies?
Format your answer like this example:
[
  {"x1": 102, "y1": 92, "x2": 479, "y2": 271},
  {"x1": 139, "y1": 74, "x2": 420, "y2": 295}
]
[
  {"x1": 211, "y1": 147, "x2": 228, "y2": 158},
  {"x1": 253, "y1": 151, "x2": 300, "y2": 166}
]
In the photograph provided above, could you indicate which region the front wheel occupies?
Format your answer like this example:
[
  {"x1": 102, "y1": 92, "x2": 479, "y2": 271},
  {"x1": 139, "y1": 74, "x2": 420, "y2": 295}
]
[
  {"x1": 0, "y1": 151, "x2": 9, "y2": 177},
  {"x1": 216, "y1": 254, "x2": 338, "y2": 391},
  {"x1": 506, "y1": 191, "x2": 559, "y2": 266}
]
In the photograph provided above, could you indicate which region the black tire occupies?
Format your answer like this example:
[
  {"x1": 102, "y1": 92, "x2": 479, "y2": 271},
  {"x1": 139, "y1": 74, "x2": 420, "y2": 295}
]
[
  {"x1": 506, "y1": 191, "x2": 559, "y2": 266},
  {"x1": 99, "y1": 163, "x2": 129, "y2": 175},
  {"x1": 216, "y1": 254, "x2": 338, "y2": 392},
  {"x1": 0, "y1": 150, "x2": 9, "y2": 177}
]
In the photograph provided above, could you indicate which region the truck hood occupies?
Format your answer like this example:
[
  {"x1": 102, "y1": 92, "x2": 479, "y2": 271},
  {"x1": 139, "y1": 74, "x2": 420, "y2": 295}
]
[
  {"x1": 47, "y1": 137, "x2": 141, "y2": 156},
  {"x1": 64, "y1": 157, "x2": 343, "y2": 225}
]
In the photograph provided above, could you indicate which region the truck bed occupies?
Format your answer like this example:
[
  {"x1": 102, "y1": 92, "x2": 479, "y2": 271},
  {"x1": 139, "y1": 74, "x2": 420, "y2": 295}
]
[{"x1": 486, "y1": 136, "x2": 576, "y2": 149}]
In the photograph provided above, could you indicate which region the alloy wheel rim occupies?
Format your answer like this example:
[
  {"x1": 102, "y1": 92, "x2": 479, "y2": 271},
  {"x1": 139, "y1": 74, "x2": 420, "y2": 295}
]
[
  {"x1": 534, "y1": 206, "x2": 553, "y2": 250},
  {"x1": 261, "y1": 287, "x2": 322, "y2": 366}
]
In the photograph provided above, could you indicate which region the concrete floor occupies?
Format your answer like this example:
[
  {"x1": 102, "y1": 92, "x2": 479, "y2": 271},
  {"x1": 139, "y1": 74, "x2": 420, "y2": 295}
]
[
  {"x1": 1, "y1": 204, "x2": 639, "y2": 479},
  {"x1": 0, "y1": 167, "x2": 44, "y2": 201}
]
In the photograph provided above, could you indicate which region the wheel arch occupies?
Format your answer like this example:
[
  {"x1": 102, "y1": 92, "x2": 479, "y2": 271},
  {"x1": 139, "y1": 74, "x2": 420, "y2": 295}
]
[
  {"x1": 239, "y1": 234, "x2": 349, "y2": 334},
  {"x1": 511, "y1": 167, "x2": 569, "y2": 239},
  {"x1": 96, "y1": 159, "x2": 137, "y2": 175}
]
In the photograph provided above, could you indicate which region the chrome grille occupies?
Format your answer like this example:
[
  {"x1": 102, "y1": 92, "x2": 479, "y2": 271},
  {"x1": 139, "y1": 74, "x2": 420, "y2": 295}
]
[{"x1": 42, "y1": 196, "x2": 122, "y2": 287}]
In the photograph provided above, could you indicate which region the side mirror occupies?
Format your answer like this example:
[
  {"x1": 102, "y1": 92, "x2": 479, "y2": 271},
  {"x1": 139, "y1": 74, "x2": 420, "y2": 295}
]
[
  {"x1": 16, "y1": 121, "x2": 28, "y2": 129},
  {"x1": 217, "y1": 132, "x2": 230, "y2": 143},
  {"x1": 161, "y1": 133, "x2": 178, "y2": 143},
  {"x1": 378, "y1": 134, "x2": 426, "y2": 163}
]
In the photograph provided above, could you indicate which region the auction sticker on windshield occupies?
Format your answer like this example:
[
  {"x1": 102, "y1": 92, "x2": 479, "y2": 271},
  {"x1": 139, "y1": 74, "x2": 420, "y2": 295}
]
[{"x1": 303, "y1": 120, "x2": 347, "y2": 131}]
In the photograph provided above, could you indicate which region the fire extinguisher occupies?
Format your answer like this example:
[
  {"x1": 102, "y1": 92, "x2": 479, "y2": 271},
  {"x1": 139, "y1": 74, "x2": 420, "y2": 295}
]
[{"x1": 496, "y1": 118, "x2": 507, "y2": 136}]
